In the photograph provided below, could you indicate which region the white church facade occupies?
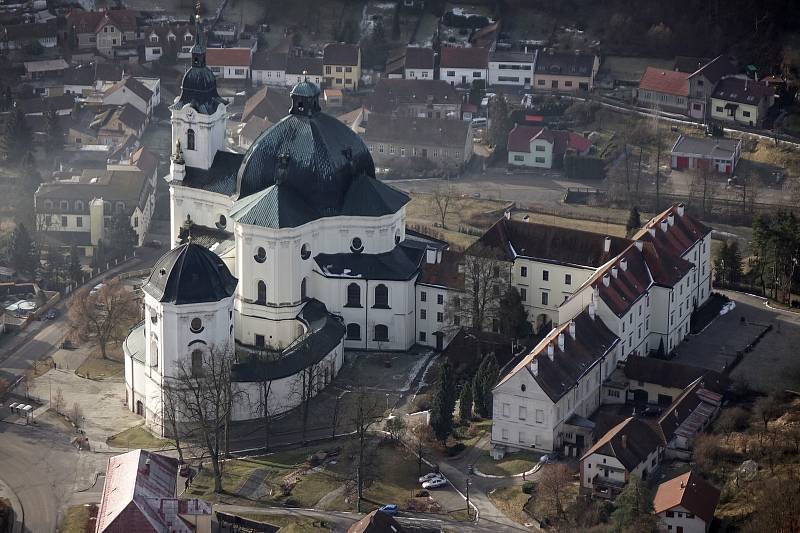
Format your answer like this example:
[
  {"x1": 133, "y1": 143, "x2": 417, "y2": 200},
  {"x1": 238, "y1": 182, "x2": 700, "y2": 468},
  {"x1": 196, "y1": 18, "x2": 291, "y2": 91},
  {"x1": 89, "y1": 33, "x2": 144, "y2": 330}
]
[{"x1": 124, "y1": 32, "x2": 447, "y2": 436}]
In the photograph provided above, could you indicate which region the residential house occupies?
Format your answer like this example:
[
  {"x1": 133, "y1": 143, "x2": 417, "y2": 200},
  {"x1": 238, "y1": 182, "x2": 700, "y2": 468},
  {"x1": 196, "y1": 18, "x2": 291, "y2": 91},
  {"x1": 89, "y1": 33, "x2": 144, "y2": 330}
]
[
  {"x1": 489, "y1": 50, "x2": 537, "y2": 87},
  {"x1": 363, "y1": 114, "x2": 472, "y2": 168},
  {"x1": 337, "y1": 106, "x2": 367, "y2": 134},
  {"x1": 580, "y1": 417, "x2": 664, "y2": 499},
  {"x1": 611, "y1": 355, "x2": 729, "y2": 407},
  {"x1": 636, "y1": 67, "x2": 689, "y2": 113},
  {"x1": 368, "y1": 78, "x2": 461, "y2": 119},
  {"x1": 35, "y1": 147, "x2": 157, "y2": 255},
  {"x1": 0, "y1": 20, "x2": 58, "y2": 51},
  {"x1": 206, "y1": 47, "x2": 252, "y2": 80},
  {"x1": 686, "y1": 55, "x2": 737, "y2": 120},
  {"x1": 507, "y1": 125, "x2": 592, "y2": 169},
  {"x1": 385, "y1": 46, "x2": 435, "y2": 80},
  {"x1": 285, "y1": 56, "x2": 324, "y2": 87},
  {"x1": 63, "y1": 64, "x2": 96, "y2": 96},
  {"x1": 347, "y1": 509, "x2": 407, "y2": 533},
  {"x1": 323, "y1": 43, "x2": 361, "y2": 90},
  {"x1": 439, "y1": 46, "x2": 489, "y2": 87},
  {"x1": 656, "y1": 378, "x2": 722, "y2": 459},
  {"x1": 670, "y1": 135, "x2": 742, "y2": 175},
  {"x1": 241, "y1": 86, "x2": 291, "y2": 124},
  {"x1": 710, "y1": 76, "x2": 775, "y2": 127},
  {"x1": 23, "y1": 59, "x2": 69, "y2": 81},
  {"x1": 237, "y1": 116, "x2": 270, "y2": 149},
  {"x1": 251, "y1": 51, "x2": 287, "y2": 86},
  {"x1": 474, "y1": 218, "x2": 629, "y2": 331},
  {"x1": 654, "y1": 470, "x2": 720, "y2": 533},
  {"x1": 95, "y1": 449, "x2": 212, "y2": 533},
  {"x1": 103, "y1": 76, "x2": 158, "y2": 118},
  {"x1": 143, "y1": 22, "x2": 195, "y2": 62},
  {"x1": 92, "y1": 104, "x2": 148, "y2": 145},
  {"x1": 533, "y1": 52, "x2": 599, "y2": 92},
  {"x1": 492, "y1": 307, "x2": 620, "y2": 457},
  {"x1": 324, "y1": 89, "x2": 343, "y2": 108},
  {"x1": 66, "y1": 9, "x2": 139, "y2": 56},
  {"x1": 17, "y1": 94, "x2": 76, "y2": 116},
  {"x1": 416, "y1": 248, "x2": 464, "y2": 350}
]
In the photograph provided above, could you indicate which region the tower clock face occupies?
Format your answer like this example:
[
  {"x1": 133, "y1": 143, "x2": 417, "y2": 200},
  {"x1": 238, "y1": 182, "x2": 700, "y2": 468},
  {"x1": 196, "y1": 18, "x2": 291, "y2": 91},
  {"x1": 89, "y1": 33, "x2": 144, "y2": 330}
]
[{"x1": 186, "y1": 109, "x2": 194, "y2": 120}]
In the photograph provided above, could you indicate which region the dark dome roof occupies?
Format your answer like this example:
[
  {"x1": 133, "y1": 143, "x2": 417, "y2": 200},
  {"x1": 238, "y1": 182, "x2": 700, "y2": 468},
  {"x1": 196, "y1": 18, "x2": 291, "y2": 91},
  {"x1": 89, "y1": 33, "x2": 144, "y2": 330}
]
[
  {"x1": 235, "y1": 81, "x2": 375, "y2": 214},
  {"x1": 173, "y1": 32, "x2": 225, "y2": 114},
  {"x1": 144, "y1": 243, "x2": 237, "y2": 305}
]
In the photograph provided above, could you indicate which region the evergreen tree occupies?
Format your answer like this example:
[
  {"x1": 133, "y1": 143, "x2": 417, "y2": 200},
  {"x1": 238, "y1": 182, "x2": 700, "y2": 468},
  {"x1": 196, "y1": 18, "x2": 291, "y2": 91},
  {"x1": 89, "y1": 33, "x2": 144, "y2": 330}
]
[
  {"x1": 430, "y1": 360, "x2": 457, "y2": 442},
  {"x1": 469, "y1": 79, "x2": 486, "y2": 106},
  {"x1": 45, "y1": 109, "x2": 64, "y2": 153},
  {"x1": 105, "y1": 212, "x2": 138, "y2": 259},
  {"x1": 726, "y1": 240, "x2": 743, "y2": 284},
  {"x1": 0, "y1": 106, "x2": 33, "y2": 165},
  {"x1": 472, "y1": 353, "x2": 499, "y2": 418},
  {"x1": 68, "y1": 245, "x2": 83, "y2": 286},
  {"x1": 626, "y1": 206, "x2": 641, "y2": 234},
  {"x1": 459, "y1": 381, "x2": 473, "y2": 421},
  {"x1": 611, "y1": 476, "x2": 659, "y2": 532},
  {"x1": 488, "y1": 95, "x2": 511, "y2": 153},
  {"x1": 713, "y1": 240, "x2": 730, "y2": 286},
  {"x1": 9, "y1": 224, "x2": 37, "y2": 277},
  {"x1": 498, "y1": 287, "x2": 529, "y2": 339}
]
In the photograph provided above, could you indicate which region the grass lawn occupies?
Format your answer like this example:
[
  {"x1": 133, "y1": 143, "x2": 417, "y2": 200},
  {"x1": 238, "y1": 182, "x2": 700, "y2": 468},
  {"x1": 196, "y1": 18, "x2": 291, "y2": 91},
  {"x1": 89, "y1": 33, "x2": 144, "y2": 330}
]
[
  {"x1": 474, "y1": 450, "x2": 541, "y2": 476},
  {"x1": 76, "y1": 356, "x2": 124, "y2": 381},
  {"x1": 233, "y1": 513, "x2": 335, "y2": 532},
  {"x1": 59, "y1": 504, "x2": 96, "y2": 533},
  {"x1": 106, "y1": 425, "x2": 171, "y2": 449},
  {"x1": 488, "y1": 486, "x2": 530, "y2": 524}
]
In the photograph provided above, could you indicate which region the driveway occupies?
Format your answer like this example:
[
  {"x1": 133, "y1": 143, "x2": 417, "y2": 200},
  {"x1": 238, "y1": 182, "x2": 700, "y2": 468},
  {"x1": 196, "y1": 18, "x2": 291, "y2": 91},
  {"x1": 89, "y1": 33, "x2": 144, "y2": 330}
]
[{"x1": 673, "y1": 291, "x2": 800, "y2": 392}]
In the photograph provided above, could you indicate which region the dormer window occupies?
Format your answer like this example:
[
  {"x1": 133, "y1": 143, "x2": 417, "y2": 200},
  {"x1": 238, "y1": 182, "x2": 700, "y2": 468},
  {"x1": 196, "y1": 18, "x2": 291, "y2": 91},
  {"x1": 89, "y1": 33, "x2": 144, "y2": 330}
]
[
  {"x1": 185, "y1": 33, "x2": 193, "y2": 42},
  {"x1": 150, "y1": 35, "x2": 158, "y2": 43},
  {"x1": 168, "y1": 34, "x2": 176, "y2": 42}
]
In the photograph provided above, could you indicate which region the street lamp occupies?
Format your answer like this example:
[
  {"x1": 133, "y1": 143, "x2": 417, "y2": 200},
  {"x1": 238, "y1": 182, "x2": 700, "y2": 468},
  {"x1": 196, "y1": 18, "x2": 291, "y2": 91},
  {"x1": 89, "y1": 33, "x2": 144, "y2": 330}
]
[{"x1": 466, "y1": 476, "x2": 472, "y2": 519}]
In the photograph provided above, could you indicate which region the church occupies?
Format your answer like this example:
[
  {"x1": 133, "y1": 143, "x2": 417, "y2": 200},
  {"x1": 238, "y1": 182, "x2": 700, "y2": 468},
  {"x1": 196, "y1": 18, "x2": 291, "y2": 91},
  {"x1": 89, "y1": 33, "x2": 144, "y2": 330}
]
[{"x1": 123, "y1": 31, "x2": 448, "y2": 435}]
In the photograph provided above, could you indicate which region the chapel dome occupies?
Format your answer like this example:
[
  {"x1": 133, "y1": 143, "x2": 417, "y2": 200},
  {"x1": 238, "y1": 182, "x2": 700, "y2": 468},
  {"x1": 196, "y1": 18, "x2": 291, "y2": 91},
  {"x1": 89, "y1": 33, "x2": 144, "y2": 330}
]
[
  {"x1": 143, "y1": 242, "x2": 238, "y2": 305},
  {"x1": 235, "y1": 80, "x2": 375, "y2": 214},
  {"x1": 173, "y1": 31, "x2": 224, "y2": 114}
]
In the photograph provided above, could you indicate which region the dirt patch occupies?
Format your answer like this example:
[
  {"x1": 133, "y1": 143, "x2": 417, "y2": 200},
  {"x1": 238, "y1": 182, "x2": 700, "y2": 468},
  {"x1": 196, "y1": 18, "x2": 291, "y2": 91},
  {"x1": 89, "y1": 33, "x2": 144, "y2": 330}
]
[{"x1": 75, "y1": 356, "x2": 124, "y2": 381}]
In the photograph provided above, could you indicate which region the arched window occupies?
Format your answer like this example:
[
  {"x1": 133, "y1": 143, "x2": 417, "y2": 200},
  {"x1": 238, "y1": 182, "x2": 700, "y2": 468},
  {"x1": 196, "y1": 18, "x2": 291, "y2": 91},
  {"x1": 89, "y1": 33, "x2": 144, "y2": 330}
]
[
  {"x1": 187, "y1": 128, "x2": 195, "y2": 150},
  {"x1": 346, "y1": 323, "x2": 361, "y2": 340},
  {"x1": 374, "y1": 324, "x2": 389, "y2": 342},
  {"x1": 346, "y1": 283, "x2": 361, "y2": 307},
  {"x1": 217, "y1": 214, "x2": 227, "y2": 229},
  {"x1": 149, "y1": 339, "x2": 158, "y2": 368},
  {"x1": 373, "y1": 284, "x2": 389, "y2": 308},
  {"x1": 301, "y1": 277, "x2": 307, "y2": 301},
  {"x1": 254, "y1": 247, "x2": 266, "y2": 263},
  {"x1": 191, "y1": 349, "x2": 203, "y2": 377},
  {"x1": 300, "y1": 243, "x2": 311, "y2": 260},
  {"x1": 256, "y1": 280, "x2": 267, "y2": 305}
]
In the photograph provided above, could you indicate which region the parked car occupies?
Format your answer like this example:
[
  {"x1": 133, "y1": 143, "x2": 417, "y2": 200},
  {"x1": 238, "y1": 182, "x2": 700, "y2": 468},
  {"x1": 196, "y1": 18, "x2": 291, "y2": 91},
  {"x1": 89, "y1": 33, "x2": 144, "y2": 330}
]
[
  {"x1": 61, "y1": 339, "x2": 75, "y2": 350},
  {"x1": 642, "y1": 406, "x2": 663, "y2": 417},
  {"x1": 422, "y1": 477, "x2": 447, "y2": 489},
  {"x1": 418, "y1": 472, "x2": 444, "y2": 484},
  {"x1": 89, "y1": 283, "x2": 105, "y2": 295},
  {"x1": 378, "y1": 504, "x2": 398, "y2": 516},
  {"x1": 44, "y1": 309, "x2": 58, "y2": 320}
]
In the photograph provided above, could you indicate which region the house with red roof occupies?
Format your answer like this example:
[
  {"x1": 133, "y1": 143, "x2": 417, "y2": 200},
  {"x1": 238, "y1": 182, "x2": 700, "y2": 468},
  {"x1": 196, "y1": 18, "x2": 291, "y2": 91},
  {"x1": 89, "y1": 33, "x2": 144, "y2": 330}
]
[
  {"x1": 439, "y1": 47, "x2": 489, "y2": 87},
  {"x1": 507, "y1": 124, "x2": 592, "y2": 169},
  {"x1": 206, "y1": 47, "x2": 252, "y2": 79},
  {"x1": 654, "y1": 470, "x2": 720, "y2": 533},
  {"x1": 95, "y1": 449, "x2": 212, "y2": 533},
  {"x1": 66, "y1": 9, "x2": 140, "y2": 56},
  {"x1": 636, "y1": 67, "x2": 690, "y2": 114}
]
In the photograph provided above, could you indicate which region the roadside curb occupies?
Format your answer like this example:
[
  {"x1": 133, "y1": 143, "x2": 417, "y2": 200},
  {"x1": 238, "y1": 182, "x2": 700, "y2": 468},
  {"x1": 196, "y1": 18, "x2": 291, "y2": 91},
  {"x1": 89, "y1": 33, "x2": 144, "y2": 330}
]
[
  {"x1": 0, "y1": 475, "x2": 24, "y2": 533},
  {"x1": 472, "y1": 461, "x2": 542, "y2": 479}
]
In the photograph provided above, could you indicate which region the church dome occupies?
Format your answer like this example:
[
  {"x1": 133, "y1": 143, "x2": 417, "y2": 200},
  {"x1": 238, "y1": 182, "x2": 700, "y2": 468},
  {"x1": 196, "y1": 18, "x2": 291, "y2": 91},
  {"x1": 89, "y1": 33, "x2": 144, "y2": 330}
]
[
  {"x1": 173, "y1": 29, "x2": 224, "y2": 115},
  {"x1": 144, "y1": 243, "x2": 237, "y2": 305},
  {"x1": 235, "y1": 80, "x2": 375, "y2": 214}
]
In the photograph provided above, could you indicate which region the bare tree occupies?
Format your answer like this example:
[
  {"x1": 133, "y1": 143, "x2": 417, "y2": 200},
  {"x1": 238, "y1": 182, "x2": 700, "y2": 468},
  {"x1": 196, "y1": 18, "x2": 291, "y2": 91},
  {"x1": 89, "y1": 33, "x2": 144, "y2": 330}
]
[
  {"x1": 385, "y1": 415, "x2": 407, "y2": 442},
  {"x1": 53, "y1": 387, "x2": 65, "y2": 414},
  {"x1": 348, "y1": 386, "x2": 384, "y2": 512},
  {"x1": 689, "y1": 165, "x2": 718, "y2": 217},
  {"x1": 169, "y1": 343, "x2": 240, "y2": 493},
  {"x1": 446, "y1": 244, "x2": 510, "y2": 332},
  {"x1": 71, "y1": 402, "x2": 82, "y2": 428},
  {"x1": 538, "y1": 463, "x2": 571, "y2": 520},
  {"x1": 162, "y1": 382, "x2": 186, "y2": 463},
  {"x1": 248, "y1": 348, "x2": 281, "y2": 451},
  {"x1": 431, "y1": 182, "x2": 457, "y2": 229},
  {"x1": 289, "y1": 361, "x2": 327, "y2": 445},
  {"x1": 68, "y1": 279, "x2": 140, "y2": 359}
]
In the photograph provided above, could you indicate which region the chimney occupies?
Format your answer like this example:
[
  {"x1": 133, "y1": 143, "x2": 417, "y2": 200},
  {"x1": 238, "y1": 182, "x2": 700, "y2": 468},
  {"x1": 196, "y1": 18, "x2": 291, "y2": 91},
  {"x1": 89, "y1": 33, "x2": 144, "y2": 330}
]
[
  {"x1": 621, "y1": 435, "x2": 627, "y2": 448},
  {"x1": 557, "y1": 332, "x2": 565, "y2": 350},
  {"x1": 588, "y1": 302, "x2": 596, "y2": 320},
  {"x1": 143, "y1": 457, "x2": 151, "y2": 476},
  {"x1": 531, "y1": 358, "x2": 539, "y2": 376},
  {"x1": 603, "y1": 236, "x2": 611, "y2": 253},
  {"x1": 660, "y1": 220, "x2": 668, "y2": 233},
  {"x1": 568, "y1": 320, "x2": 576, "y2": 339},
  {"x1": 677, "y1": 203, "x2": 685, "y2": 217},
  {"x1": 668, "y1": 214, "x2": 675, "y2": 226},
  {"x1": 634, "y1": 240, "x2": 643, "y2": 252},
  {"x1": 620, "y1": 258, "x2": 628, "y2": 271},
  {"x1": 611, "y1": 266, "x2": 619, "y2": 279},
  {"x1": 547, "y1": 342, "x2": 555, "y2": 360},
  {"x1": 602, "y1": 273, "x2": 610, "y2": 287}
]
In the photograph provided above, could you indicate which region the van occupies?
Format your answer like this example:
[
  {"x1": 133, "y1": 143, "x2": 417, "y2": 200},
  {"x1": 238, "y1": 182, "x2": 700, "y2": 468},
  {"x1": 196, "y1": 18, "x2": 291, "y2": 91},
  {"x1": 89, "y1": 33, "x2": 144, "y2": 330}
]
[{"x1": 471, "y1": 118, "x2": 487, "y2": 127}]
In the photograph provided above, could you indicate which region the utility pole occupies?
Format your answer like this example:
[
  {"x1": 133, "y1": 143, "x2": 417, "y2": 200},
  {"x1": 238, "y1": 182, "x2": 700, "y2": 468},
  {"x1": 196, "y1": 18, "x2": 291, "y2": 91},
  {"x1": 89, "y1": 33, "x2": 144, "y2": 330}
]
[{"x1": 466, "y1": 476, "x2": 472, "y2": 518}]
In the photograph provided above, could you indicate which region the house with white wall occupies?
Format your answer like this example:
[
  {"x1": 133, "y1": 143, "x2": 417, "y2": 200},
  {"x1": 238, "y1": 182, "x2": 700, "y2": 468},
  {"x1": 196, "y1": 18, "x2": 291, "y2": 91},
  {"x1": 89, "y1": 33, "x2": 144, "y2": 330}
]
[
  {"x1": 206, "y1": 47, "x2": 252, "y2": 80},
  {"x1": 252, "y1": 52, "x2": 287, "y2": 86},
  {"x1": 654, "y1": 470, "x2": 720, "y2": 533},
  {"x1": 491, "y1": 307, "x2": 620, "y2": 458},
  {"x1": 507, "y1": 125, "x2": 592, "y2": 169},
  {"x1": 385, "y1": 46, "x2": 435, "y2": 80},
  {"x1": 670, "y1": 135, "x2": 742, "y2": 175},
  {"x1": 102, "y1": 76, "x2": 159, "y2": 118},
  {"x1": 489, "y1": 50, "x2": 536, "y2": 87},
  {"x1": 439, "y1": 47, "x2": 488, "y2": 87},
  {"x1": 580, "y1": 417, "x2": 664, "y2": 499},
  {"x1": 710, "y1": 76, "x2": 775, "y2": 127}
]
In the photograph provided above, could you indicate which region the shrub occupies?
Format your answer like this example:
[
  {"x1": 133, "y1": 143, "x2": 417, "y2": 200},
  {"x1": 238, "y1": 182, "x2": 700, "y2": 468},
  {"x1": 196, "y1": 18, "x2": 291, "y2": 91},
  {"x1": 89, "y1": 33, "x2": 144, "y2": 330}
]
[
  {"x1": 446, "y1": 442, "x2": 466, "y2": 456},
  {"x1": 412, "y1": 393, "x2": 431, "y2": 412},
  {"x1": 522, "y1": 481, "x2": 536, "y2": 494}
]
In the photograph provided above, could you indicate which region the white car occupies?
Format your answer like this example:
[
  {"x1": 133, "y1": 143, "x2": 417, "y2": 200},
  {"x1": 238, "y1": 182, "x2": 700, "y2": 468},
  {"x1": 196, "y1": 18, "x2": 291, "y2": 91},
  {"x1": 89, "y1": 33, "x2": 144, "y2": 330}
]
[
  {"x1": 422, "y1": 477, "x2": 447, "y2": 489},
  {"x1": 418, "y1": 472, "x2": 444, "y2": 484}
]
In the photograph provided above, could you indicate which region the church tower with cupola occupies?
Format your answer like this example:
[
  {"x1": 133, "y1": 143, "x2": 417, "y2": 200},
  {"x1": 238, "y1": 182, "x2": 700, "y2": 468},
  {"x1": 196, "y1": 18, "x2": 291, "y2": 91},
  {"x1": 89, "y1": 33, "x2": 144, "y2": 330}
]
[{"x1": 170, "y1": 17, "x2": 227, "y2": 171}]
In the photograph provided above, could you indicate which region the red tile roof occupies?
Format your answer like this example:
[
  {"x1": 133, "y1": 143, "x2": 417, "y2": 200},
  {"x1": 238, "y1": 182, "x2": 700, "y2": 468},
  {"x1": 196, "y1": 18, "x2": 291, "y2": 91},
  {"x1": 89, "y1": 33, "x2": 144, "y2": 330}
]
[
  {"x1": 418, "y1": 249, "x2": 464, "y2": 289},
  {"x1": 633, "y1": 204, "x2": 711, "y2": 259},
  {"x1": 639, "y1": 67, "x2": 689, "y2": 97},
  {"x1": 67, "y1": 9, "x2": 138, "y2": 34},
  {"x1": 581, "y1": 417, "x2": 663, "y2": 471},
  {"x1": 654, "y1": 470, "x2": 720, "y2": 523},
  {"x1": 440, "y1": 46, "x2": 489, "y2": 69},
  {"x1": 206, "y1": 47, "x2": 252, "y2": 67},
  {"x1": 507, "y1": 125, "x2": 591, "y2": 155}
]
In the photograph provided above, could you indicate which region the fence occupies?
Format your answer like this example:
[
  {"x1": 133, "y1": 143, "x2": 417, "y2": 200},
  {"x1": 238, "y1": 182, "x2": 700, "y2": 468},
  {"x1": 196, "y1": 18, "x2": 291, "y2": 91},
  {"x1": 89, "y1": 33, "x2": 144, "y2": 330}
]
[{"x1": 61, "y1": 251, "x2": 138, "y2": 296}]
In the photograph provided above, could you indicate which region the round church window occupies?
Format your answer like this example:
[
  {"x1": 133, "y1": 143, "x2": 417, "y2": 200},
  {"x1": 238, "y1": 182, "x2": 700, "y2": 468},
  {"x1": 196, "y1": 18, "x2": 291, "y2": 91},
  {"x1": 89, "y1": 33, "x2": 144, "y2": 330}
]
[
  {"x1": 254, "y1": 247, "x2": 267, "y2": 263},
  {"x1": 190, "y1": 318, "x2": 203, "y2": 333},
  {"x1": 300, "y1": 243, "x2": 311, "y2": 260},
  {"x1": 350, "y1": 237, "x2": 363, "y2": 253}
]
